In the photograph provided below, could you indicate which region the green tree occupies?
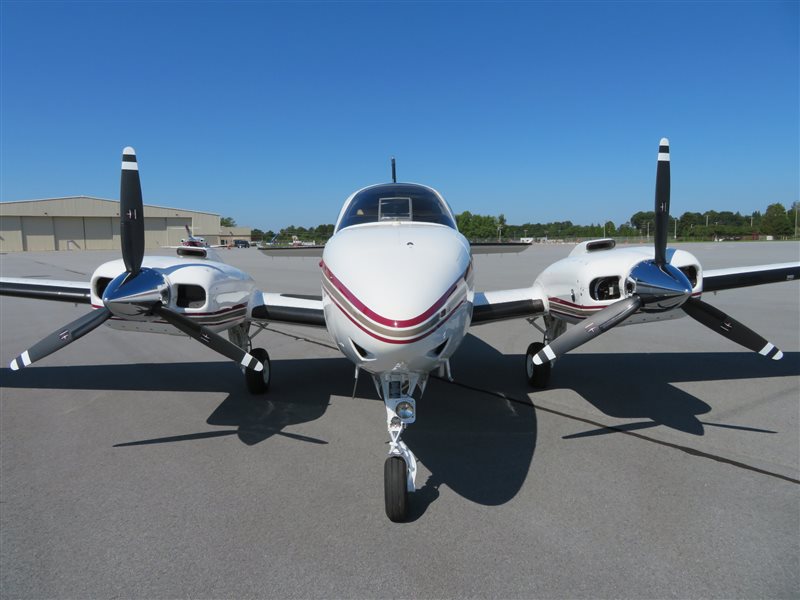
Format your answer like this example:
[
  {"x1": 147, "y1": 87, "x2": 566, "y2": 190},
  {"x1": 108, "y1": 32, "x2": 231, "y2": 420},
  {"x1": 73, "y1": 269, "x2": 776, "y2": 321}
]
[
  {"x1": 761, "y1": 203, "x2": 792, "y2": 236},
  {"x1": 221, "y1": 216, "x2": 237, "y2": 227}
]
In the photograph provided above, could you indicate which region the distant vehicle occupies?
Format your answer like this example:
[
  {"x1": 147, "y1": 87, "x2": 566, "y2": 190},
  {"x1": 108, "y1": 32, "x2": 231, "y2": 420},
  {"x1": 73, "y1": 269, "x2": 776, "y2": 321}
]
[{"x1": 233, "y1": 239, "x2": 250, "y2": 248}]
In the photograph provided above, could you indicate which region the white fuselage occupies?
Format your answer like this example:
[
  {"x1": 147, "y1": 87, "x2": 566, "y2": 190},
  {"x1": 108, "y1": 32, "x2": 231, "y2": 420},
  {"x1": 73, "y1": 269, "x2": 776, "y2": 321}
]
[{"x1": 321, "y1": 222, "x2": 474, "y2": 374}]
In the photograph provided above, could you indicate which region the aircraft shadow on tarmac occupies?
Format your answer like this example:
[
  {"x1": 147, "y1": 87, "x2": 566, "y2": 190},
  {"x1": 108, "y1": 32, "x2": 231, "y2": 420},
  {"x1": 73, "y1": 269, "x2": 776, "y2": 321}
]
[
  {"x1": 451, "y1": 333, "x2": 799, "y2": 438},
  {"x1": 1, "y1": 333, "x2": 797, "y2": 517}
]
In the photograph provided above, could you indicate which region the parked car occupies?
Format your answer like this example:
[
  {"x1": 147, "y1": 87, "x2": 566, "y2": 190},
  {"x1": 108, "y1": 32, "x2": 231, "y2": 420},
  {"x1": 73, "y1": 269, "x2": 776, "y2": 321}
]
[{"x1": 233, "y1": 239, "x2": 250, "y2": 248}]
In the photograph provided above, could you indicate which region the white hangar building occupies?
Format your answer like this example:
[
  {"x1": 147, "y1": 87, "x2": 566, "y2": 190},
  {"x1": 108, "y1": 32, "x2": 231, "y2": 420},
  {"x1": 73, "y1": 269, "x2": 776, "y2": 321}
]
[{"x1": 0, "y1": 196, "x2": 222, "y2": 252}]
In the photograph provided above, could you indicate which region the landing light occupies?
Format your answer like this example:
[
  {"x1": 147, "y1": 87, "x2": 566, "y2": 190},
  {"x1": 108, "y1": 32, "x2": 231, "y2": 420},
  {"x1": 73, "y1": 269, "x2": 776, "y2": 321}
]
[{"x1": 396, "y1": 401, "x2": 415, "y2": 420}]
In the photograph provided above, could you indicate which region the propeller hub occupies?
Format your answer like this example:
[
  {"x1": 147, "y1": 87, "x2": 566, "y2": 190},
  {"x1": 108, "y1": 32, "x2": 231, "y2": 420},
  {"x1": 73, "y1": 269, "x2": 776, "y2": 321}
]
[
  {"x1": 627, "y1": 261, "x2": 692, "y2": 312},
  {"x1": 102, "y1": 267, "x2": 170, "y2": 319}
]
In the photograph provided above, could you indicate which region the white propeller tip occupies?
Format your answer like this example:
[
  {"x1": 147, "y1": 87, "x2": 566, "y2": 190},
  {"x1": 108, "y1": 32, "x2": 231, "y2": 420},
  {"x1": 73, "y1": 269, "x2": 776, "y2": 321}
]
[
  {"x1": 123, "y1": 146, "x2": 136, "y2": 155},
  {"x1": 659, "y1": 137, "x2": 669, "y2": 146},
  {"x1": 532, "y1": 354, "x2": 543, "y2": 366},
  {"x1": 773, "y1": 350, "x2": 784, "y2": 360},
  {"x1": 10, "y1": 359, "x2": 20, "y2": 371}
]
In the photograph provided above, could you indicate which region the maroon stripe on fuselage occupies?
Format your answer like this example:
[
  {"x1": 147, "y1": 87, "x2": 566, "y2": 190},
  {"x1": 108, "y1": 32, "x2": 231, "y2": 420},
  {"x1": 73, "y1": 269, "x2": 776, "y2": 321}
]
[
  {"x1": 320, "y1": 261, "x2": 469, "y2": 328},
  {"x1": 329, "y1": 292, "x2": 466, "y2": 345}
]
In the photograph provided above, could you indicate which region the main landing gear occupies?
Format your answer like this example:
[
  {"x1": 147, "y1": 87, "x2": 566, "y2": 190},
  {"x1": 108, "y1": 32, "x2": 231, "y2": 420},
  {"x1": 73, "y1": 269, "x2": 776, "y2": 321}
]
[
  {"x1": 525, "y1": 316, "x2": 565, "y2": 389},
  {"x1": 378, "y1": 373, "x2": 423, "y2": 522},
  {"x1": 229, "y1": 322, "x2": 271, "y2": 394}
]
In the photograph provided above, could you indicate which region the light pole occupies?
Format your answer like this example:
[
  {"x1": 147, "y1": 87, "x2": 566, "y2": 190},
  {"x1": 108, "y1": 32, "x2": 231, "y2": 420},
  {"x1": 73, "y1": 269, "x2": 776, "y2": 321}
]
[
  {"x1": 646, "y1": 222, "x2": 650, "y2": 239},
  {"x1": 674, "y1": 218, "x2": 677, "y2": 240},
  {"x1": 497, "y1": 225, "x2": 502, "y2": 243}
]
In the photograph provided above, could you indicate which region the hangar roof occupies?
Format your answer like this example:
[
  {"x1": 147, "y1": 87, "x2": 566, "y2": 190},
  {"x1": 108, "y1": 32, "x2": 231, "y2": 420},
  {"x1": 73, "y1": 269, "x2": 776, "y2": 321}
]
[{"x1": 0, "y1": 196, "x2": 219, "y2": 218}]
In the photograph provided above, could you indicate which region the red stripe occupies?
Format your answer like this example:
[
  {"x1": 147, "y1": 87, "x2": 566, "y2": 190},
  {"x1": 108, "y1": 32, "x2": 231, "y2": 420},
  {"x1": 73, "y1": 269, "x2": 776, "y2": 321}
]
[
  {"x1": 92, "y1": 302, "x2": 247, "y2": 316},
  {"x1": 548, "y1": 297, "x2": 604, "y2": 311},
  {"x1": 330, "y1": 293, "x2": 466, "y2": 345},
  {"x1": 321, "y1": 261, "x2": 467, "y2": 328}
]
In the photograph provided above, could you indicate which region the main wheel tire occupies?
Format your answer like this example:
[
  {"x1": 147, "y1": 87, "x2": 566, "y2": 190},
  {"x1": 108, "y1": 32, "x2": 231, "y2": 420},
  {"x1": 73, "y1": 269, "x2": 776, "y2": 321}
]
[
  {"x1": 245, "y1": 347, "x2": 271, "y2": 394},
  {"x1": 384, "y1": 456, "x2": 408, "y2": 522},
  {"x1": 525, "y1": 342, "x2": 551, "y2": 389}
]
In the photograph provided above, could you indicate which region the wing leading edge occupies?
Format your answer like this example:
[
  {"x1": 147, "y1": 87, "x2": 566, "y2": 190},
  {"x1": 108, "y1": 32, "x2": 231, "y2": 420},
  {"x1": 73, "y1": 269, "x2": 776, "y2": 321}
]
[
  {"x1": 702, "y1": 262, "x2": 799, "y2": 292},
  {"x1": 0, "y1": 277, "x2": 92, "y2": 304},
  {"x1": 471, "y1": 288, "x2": 546, "y2": 325}
]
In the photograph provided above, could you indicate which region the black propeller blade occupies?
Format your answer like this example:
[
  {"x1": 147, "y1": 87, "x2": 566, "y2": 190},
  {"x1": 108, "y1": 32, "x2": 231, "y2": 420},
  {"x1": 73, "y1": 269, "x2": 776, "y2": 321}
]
[
  {"x1": 120, "y1": 147, "x2": 145, "y2": 277},
  {"x1": 532, "y1": 296, "x2": 642, "y2": 366},
  {"x1": 681, "y1": 297, "x2": 783, "y2": 359},
  {"x1": 9, "y1": 307, "x2": 111, "y2": 370},
  {"x1": 152, "y1": 305, "x2": 264, "y2": 371},
  {"x1": 654, "y1": 138, "x2": 670, "y2": 266}
]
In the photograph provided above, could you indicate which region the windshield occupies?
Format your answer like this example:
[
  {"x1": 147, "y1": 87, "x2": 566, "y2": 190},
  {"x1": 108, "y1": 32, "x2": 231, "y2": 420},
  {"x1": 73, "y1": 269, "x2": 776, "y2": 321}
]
[{"x1": 337, "y1": 184, "x2": 456, "y2": 232}]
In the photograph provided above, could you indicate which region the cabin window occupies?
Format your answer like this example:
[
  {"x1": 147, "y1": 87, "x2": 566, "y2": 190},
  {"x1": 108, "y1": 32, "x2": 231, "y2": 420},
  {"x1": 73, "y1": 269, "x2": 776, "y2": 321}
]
[
  {"x1": 337, "y1": 184, "x2": 456, "y2": 231},
  {"x1": 379, "y1": 197, "x2": 412, "y2": 221}
]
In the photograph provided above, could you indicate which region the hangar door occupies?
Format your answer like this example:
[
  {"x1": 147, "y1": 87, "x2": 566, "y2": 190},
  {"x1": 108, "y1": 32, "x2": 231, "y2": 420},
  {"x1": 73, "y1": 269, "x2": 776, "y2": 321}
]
[
  {"x1": 84, "y1": 218, "x2": 114, "y2": 250},
  {"x1": 144, "y1": 218, "x2": 168, "y2": 248},
  {"x1": 21, "y1": 217, "x2": 55, "y2": 251},
  {"x1": 54, "y1": 217, "x2": 85, "y2": 250}
]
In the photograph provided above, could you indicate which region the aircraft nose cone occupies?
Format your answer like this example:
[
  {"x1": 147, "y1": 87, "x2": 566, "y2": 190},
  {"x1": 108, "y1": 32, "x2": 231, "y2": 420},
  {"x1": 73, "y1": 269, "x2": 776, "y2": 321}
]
[
  {"x1": 628, "y1": 261, "x2": 692, "y2": 312},
  {"x1": 102, "y1": 268, "x2": 170, "y2": 318},
  {"x1": 322, "y1": 225, "x2": 471, "y2": 326}
]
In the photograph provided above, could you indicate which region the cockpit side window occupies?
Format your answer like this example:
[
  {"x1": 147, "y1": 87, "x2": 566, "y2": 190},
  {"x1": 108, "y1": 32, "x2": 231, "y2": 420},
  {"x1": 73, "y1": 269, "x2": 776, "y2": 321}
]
[{"x1": 337, "y1": 184, "x2": 456, "y2": 231}]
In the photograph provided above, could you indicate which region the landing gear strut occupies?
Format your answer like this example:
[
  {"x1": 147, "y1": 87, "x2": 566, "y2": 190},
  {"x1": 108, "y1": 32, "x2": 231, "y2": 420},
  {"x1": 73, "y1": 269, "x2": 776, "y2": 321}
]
[
  {"x1": 229, "y1": 322, "x2": 271, "y2": 394},
  {"x1": 525, "y1": 315, "x2": 565, "y2": 389},
  {"x1": 379, "y1": 374, "x2": 421, "y2": 522}
]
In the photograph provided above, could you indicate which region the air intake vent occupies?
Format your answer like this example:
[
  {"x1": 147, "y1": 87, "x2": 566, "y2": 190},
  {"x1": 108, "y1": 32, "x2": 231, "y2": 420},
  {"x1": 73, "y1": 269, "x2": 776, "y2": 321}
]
[
  {"x1": 586, "y1": 239, "x2": 616, "y2": 252},
  {"x1": 176, "y1": 285, "x2": 206, "y2": 308},
  {"x1": 95, "y1": 277, "x2": 112, "y2": 298},
  {"x1": 428, "y1": 339, "x2": 448, "y2": 358},
  {"x1": 350, "y1": 339, "x2": 370, "y2": 359},
  {"x1": 679, "y1": 266, "x2": 698, "y2": 288}
]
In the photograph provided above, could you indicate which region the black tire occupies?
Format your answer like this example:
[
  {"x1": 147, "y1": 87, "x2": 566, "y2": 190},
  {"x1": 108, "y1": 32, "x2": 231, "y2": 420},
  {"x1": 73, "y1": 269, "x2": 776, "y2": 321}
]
[
  {"x1": 245, "y1": 347, "x2": 271, "y2": 394},
  {"x1": 525, "y1": 342, "x2": 551, "y2": 389},
  {"x1": 384, "y1": 456, "x2": 408, "y2": 522}
]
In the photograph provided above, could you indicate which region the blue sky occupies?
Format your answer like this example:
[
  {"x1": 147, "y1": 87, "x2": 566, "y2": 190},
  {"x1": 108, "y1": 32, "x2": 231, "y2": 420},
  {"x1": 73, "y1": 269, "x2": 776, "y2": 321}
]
[{"x1": 1, "y1": 1, "x2": 797, "y2": 231}]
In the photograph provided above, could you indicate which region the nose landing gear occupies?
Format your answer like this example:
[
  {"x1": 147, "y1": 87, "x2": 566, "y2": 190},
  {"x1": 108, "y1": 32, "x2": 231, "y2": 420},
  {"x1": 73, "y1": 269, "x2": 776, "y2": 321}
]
[{"x1": 379, "y1": 375, "x2": 420, "y2": 522}]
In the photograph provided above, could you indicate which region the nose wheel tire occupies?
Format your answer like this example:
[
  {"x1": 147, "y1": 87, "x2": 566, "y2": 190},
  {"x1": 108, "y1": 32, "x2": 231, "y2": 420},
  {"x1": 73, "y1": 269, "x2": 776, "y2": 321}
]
[
  {"x1": 384, "y1": 456, "x2": 409, "y2": 522},
  {"x1": 245, "y1": 347, "x2": 271, "y2": 394},
  {"x1": 525, "y1": 342, "x2": 551, "y2": 389}
]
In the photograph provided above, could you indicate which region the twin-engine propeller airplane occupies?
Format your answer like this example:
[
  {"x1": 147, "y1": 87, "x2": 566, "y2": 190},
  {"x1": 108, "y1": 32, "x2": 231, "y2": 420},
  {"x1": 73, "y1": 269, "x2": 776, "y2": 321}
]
[{"x1": 2, "y1": 141, "x2": 798, "y2": 522}]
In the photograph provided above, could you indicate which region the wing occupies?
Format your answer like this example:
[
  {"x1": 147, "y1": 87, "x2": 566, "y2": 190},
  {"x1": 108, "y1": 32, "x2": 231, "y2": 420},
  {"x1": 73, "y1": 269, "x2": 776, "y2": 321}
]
[
  {"x1": 250, "y1": 292, "x2": 326, "y2": 327},
  {"x1": 0, "y1": 277, "x2": 92, "y2": 304},
  {"x1": 702, "y1": 262, "x2": 799, "y2": 292},
  {"x1": 471, "y1": 287, "x2": 546, "y2": 325}
]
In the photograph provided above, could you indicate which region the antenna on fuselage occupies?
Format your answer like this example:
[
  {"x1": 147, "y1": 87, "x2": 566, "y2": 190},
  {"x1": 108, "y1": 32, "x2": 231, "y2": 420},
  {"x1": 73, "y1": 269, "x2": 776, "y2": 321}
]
[{"x1": 391, "y1": 156, "x2": 396, "y2": 183}]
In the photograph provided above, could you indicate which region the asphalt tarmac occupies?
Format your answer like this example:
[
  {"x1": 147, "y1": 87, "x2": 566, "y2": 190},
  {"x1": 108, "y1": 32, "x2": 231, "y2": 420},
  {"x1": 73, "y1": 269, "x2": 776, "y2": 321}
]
[{"x1": 1, "y1": 242, "x2": 798, "y2": 599}]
